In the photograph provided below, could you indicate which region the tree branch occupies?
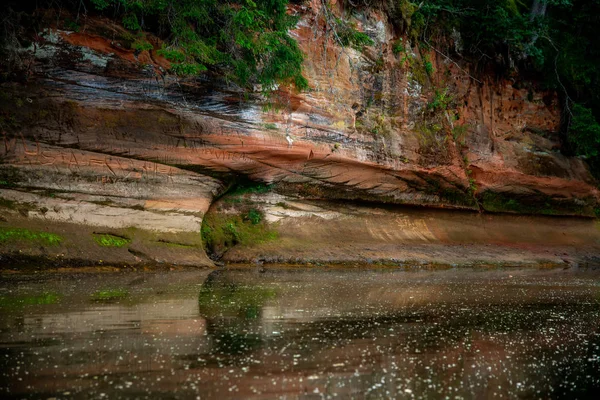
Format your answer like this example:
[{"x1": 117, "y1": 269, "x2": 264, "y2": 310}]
[{"x1": 423, "y1": 39, "x2": 482, "y2": 84}]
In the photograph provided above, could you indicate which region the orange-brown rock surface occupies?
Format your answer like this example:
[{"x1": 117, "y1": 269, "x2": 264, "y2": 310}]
[{"x1": 1, "y1": 4, "x2": 599, "y2": 267}]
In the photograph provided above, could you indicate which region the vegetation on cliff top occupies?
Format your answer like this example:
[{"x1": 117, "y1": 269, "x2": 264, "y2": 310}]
[
  {"x1": 98, "y1": 0, "x2": 308, "y2": 91},
  {"x1": 1, "y1": 0, "x2": 308, "y2": 92}
]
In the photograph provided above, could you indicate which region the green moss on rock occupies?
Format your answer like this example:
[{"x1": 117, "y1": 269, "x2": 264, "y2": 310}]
[
  {"x1": 201, "y1": 209, "x2": 277, "y2": 258},
  {"x1": 480, "y1": 191, "x2": 591, "y2": 216},
  {"x1": 93, "y1": 233, "x2": 131, "y2": 247},
  {"x1": 0, "y1": 227, "x2": 62, "y2": 246}
]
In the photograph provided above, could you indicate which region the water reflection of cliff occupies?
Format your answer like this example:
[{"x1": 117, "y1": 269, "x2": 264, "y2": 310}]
[
  {"x1": 0, "y1": 269, "x2": 599, "y2": 399},
  {"x1": 194, "y1": 269, "x2": 600, "y2": 399}
]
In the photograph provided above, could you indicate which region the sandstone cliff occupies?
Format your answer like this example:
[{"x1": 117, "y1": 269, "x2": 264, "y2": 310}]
[{"x1": 1, "y1": 4, "x2": 599, "y2": 268}]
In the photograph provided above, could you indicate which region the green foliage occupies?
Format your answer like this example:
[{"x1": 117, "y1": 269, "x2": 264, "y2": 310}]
[
  {"x1": 414, "y1": 84, "x2": 457, "y2": 157},
  {"x1": 543, "y1": 3, "x2": 600, "y2": 174},
  {"x1": 64, "y1": 18, "x2": 80, "y2": 32},
  {"x1": 93, "y1": 233, "x2": 130, "y2": 247},
  {"x1": 122, "y1": 13, "x2": 140, "y2": 31},
  {"x1": 201, "y1": 210, "x2": 277, "y2": 256},
  {"x1": 468, "y1": 177, "x2": 477, "y2": 195},
  {"x1": 0, "y1": 227, "x2": 62, "y2": 246},
  {"x1": 423, "y1": 55, "x2": 434, "y2": 76},
  {"x1": 370, "y1": 114, "x2": 391, "y2": 138},
  {"x1": 568, "y1": 104, "x2": 600, "y2": 158},
  {"x1": 412, "y1": 0, "x2": 538, "y2": 62},
  {"x1": 228, "y1": 182, "x2": 272, "y2": 197},
  {"x1": 416, "y1": 121, "x2": 446, "y2": 149},
  {"x1": 335, "y1": 18, "x2": 374, "y2": 51},
  {"x1": 427, "y1": 88, "x2": 453, "y2": 112},
  {"x1": 482, "y1": 192, "x2": 526, "y2": 214},
  {"x1": 170, "y1": 62, "x2": 207, "y2": 75},
  {"x1": 156, "y1": 48, "x2": 185, "y2": 63},
  {"x1": 88, "y1": 0, "x2": 308, "y2": 91},
  {"x1": 392, "y1": 39, "x2": 405, "y2": 55},
  {"x1": 452, "y1": 124, "x2": 468, "y2": 145},
  {"x1": 405, "y1": 55, "x2": 429, "y2": 86},
  {"x1": 131, "y1": 38, "x2": 153, "y2": 52},
  {"x1": 246, "y1": 208, "x2": 262, "y2": 225},
  {"x1": 89, "y1": 0, "x2": 111, "y2": 10},
  {"x1": 479, "y1": 191, "x2": 586, "y2": 215}
]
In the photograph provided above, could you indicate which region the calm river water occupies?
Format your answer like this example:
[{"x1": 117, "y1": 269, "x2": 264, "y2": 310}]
[{"x1": 1, "y1": 268, "x2": 599, "y2": 399}]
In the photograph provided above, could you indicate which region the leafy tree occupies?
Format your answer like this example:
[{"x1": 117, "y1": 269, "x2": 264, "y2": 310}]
[
  {"x1": 91, "y1": 0, "x2": 308, "y2": 91},
  {"x1": 1, "y1": 0, "x2": 308, "y2": 92},
  {"x1": 568, "y1": 104, "x2": 600, "y2": 158}
]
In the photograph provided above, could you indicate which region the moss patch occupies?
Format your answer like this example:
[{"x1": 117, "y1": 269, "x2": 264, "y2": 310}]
[
  {"x1": 418, "y1": 176, "x2": 476, "y2": 208},
  {"x1": 198, "y1": 282, "x2": 276, "y2": 319},
  {"x1": 90, "y1": 289, "x2": 129, "y2": 302},
  {"x1": 156, "y1": 239, "x2": 197, "y2": 248},
  {"x1": 201, "y1": 209, "x2": 277, "y2": 258},
  {"x1": 0, "y1": 292, "x2": 61, "y2": 309},
  {"x1": 93, "y1": 233, "x2": 131, "y2": 247},
  {"x1": 262, "y1": 123, "x2": 278, "y2": 130},
  {"x1": 0, "y1": 227, "x2": 63, "y2": 246},
  {"x1": 0, "y1": 198, "x2": 17, "y2": 209},
  {"x1": 228, "y1": 182, "x2": 272, "y2": 197},
  {"x1": 0, "y1": 167, "x2": 22, "y2": 188},
  {"x1": 222, "y1": 182, "x2": 273, "y2": 205},
  {"x1": 480, "y1": 192, "x2": 590, "y2": 216}
]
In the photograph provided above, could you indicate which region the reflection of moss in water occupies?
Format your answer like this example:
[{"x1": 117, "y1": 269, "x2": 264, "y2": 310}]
[
  {"x1": 198, "y1": 274, "x2": 276, "y2": 357},
  {"x1": 90, "y1": 289, "x2": 129, "y2": 302},
  {"x1": 0, "y1": 292, "x2": 60, "y2": 309},
  {"x1": 198, "y1": 282, "x2": 276, "y2": 319},
  {"x1": 212, "y1": 331, "x2": 263, "y2": 357},
  {"x1": 180, "y1": 329, "x2": 263, "y2": 362}
]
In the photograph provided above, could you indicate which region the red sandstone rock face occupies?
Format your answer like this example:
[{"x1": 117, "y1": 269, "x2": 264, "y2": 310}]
[
  {"x1": 0, "y1": 2, "x2": 598, "y2": 265},
  {"x1": 289, "y1": 5, "x2": 598, "y2": 212}
]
